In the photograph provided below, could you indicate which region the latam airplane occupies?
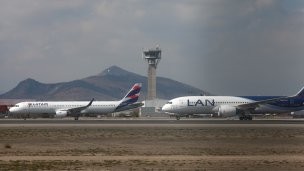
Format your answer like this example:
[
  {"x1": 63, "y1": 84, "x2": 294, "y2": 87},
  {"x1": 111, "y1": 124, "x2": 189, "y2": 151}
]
[
  {"x1": 161, "y1": 87, "x2": 304, "y2": 120},
  {"x1": 9, "y1": 83, "x2": 142, "y2": 120}
]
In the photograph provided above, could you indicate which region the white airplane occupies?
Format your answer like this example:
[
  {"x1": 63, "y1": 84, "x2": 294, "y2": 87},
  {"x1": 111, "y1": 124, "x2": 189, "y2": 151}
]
[
  {"x1": 9, "y1": 83, "x2": 143, "y2": 120},
  {"x1": 161, "y1": 87, "x2": 304, "y2": 120}
]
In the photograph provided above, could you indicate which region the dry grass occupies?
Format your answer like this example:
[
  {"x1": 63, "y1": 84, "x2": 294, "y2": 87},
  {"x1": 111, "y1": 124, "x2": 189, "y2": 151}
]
[
  {"x1": 0, "y1": 127, "x2": 303, "y2": 138},
  {"x1": 0, "y1": 159, "x2": 303, "y2": 170},
  {"x1": 1, "y1": 127, "x2": 304, "y2": 170}
]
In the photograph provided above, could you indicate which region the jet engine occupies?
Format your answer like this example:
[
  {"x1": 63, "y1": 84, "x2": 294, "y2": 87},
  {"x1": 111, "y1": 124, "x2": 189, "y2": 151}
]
[
  {"x1": 55, "y1": 111, "x2": 68, "y2": 118},
  {"x1": 218, "y1": 105, "x2": 237, "y2": 117}
]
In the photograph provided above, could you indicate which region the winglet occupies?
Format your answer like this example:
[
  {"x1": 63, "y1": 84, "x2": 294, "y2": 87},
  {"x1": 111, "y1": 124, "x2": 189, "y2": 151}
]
[
  {"x1": 296, "y1": 87, "x2": 304, "y2": 97},
  {"x1": 87, "y1": 98, "x2": 94, "y2": 106}
]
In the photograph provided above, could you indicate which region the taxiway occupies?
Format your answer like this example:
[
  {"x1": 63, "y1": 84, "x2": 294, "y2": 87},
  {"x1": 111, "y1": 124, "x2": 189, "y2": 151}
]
[{"x1": 1, "y1": 119, "x2": 304, "y2": 125}]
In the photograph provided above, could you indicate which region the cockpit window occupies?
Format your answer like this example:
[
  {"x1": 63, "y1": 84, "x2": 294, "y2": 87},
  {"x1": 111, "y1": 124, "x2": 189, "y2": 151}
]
[
  {"x1": 14, "y1": 105, "x2": 19, "y2": 107},
  {"x1": 166, "y1": 102, "x2": 173, "y2": 104}
]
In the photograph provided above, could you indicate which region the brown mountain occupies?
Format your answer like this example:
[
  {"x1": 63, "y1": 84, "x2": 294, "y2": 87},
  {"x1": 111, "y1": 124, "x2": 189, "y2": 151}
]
[{"x1": 0, "y1": 66, "x2": 212, "y2": 101}]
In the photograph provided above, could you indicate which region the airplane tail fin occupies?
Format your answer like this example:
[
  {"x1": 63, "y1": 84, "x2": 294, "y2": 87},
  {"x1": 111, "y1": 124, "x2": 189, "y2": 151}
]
[
  {"x1": 115, "y1": 83, "x2": 142, "y2": 110},
  {"x1": 296, "y1": 87, "x2": 304, "y2": 97}
]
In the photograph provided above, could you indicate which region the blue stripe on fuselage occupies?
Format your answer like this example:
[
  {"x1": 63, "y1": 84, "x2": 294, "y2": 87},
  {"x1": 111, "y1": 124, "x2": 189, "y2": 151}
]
[
  {"x1": 237, "y1": 96, "x2": 284, "y2": 101},
  {"x1": 236, "y1": 96, "x2": 304, "y2": 110}
]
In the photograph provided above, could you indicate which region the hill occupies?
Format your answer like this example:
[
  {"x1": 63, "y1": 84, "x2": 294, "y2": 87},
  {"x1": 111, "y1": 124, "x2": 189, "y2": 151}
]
[{"x1": 0, "y1": 66, "x2": 212, "y2": 101}]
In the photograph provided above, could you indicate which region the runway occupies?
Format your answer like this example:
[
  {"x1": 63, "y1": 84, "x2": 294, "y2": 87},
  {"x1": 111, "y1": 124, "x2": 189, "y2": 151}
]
[{"x1": 1, "y1": 119, "x2": 304, "y2": 125}]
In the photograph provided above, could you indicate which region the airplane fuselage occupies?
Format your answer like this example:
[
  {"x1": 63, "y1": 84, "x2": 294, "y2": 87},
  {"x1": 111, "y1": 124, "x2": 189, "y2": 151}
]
[
  {"x1": 162, "y1": 96, "x2": 304, "y2": 115},
  {"x1": 10, "y1": 101, "x2": 121, "y2": 115}
]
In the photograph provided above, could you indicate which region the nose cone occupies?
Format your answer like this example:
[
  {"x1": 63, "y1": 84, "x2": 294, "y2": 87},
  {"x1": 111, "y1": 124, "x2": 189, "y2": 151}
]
[
  {"x1": 9, "y1": 107, "x2": 14, "y2": 113},
  {"x1": 162, "y1": 104, "x2": 170, "y2": 112}
]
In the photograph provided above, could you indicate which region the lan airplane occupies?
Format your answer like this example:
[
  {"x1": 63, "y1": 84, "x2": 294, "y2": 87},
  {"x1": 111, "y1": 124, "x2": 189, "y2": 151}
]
[
  {"x1": 161, "y1": 87, "x2": 304, "y2": 120},
  {"x1": 9, "y1": 83, "x2": 142, "y2": 120}
]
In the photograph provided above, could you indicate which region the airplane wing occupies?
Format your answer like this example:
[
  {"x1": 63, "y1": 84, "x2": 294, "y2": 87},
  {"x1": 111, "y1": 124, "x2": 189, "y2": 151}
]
[
  {"x1": 236, "y1": 87, "x2": 304, "y2": 110},
  {"x1": 60, "y1": 98, "x2": 94, "y2": 114}
]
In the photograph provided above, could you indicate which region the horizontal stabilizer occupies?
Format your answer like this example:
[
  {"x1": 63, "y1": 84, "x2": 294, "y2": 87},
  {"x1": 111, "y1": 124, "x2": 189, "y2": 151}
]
[{"x1": 113, "y1": 102, "x2": 143, "y2": 113}]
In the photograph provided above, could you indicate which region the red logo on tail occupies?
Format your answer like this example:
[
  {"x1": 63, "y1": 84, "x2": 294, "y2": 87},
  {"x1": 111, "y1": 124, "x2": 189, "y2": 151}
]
[{"x1": 133, "y1": 86, "x2": 141, "y2": 90}]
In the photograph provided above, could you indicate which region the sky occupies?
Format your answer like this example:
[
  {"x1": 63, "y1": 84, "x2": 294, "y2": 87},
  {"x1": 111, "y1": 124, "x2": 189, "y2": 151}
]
[{"x1": 1, "y1": 0, "x2": 304, "y2": 96}]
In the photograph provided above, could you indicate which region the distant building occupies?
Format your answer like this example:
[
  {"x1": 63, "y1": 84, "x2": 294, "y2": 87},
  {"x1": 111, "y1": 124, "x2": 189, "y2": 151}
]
[
  {"x1": 292, "y1": 110, "x2": 304, "y2": 115},
  {"x1": 140, "y1": 99, "x2": 169, "y2": 117}
]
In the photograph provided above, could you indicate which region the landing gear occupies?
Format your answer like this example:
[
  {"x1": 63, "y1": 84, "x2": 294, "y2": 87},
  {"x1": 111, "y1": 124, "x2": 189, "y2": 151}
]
[
  {"x1": 239, "y1": 116, "x2": 252, "y2": 121},
  {"x1": 24, "y1": 114, "x2": 27, "y2": 120},
  {"x1": 74, "y1": 116, "x2": 78, "y2": 120},
  {"x1": 176, "y1": 116, "x2": 180, "y2": 120}
]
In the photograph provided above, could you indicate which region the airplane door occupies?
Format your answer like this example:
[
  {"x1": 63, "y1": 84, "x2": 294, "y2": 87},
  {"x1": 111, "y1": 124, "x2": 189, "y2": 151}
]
[
  {"x1": 22, "y1": 104, "x2": 27, "y2": 112},
  {"x1": 49, "y1": 104, "x2": 53, "y2": 110},
  {"x1": 24, "y1": 103, "x2": 30, "y2": 114},
  {"x1": 290, "y1": 100, "x2": 294, "y2": 107},
  {"x1": 179, "y1": 99, "x2": 184, "y2": 107}
]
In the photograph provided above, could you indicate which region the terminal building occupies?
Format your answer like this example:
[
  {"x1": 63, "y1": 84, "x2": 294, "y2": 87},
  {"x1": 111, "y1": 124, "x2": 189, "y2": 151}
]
[{"x1": 139, "y1": 99, "x2": 169, "y2": 117}]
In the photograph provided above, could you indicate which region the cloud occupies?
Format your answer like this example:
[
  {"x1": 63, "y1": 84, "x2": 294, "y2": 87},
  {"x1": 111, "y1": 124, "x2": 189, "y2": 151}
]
[{"x1": 0, "y1": 0, "x2": 303, "y2": 97}]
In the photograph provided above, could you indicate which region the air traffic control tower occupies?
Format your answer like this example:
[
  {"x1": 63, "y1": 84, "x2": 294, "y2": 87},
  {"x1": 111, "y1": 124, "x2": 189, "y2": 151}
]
[{"x1": 143, "y1": 45, "x2": 162, "y2": 100}]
